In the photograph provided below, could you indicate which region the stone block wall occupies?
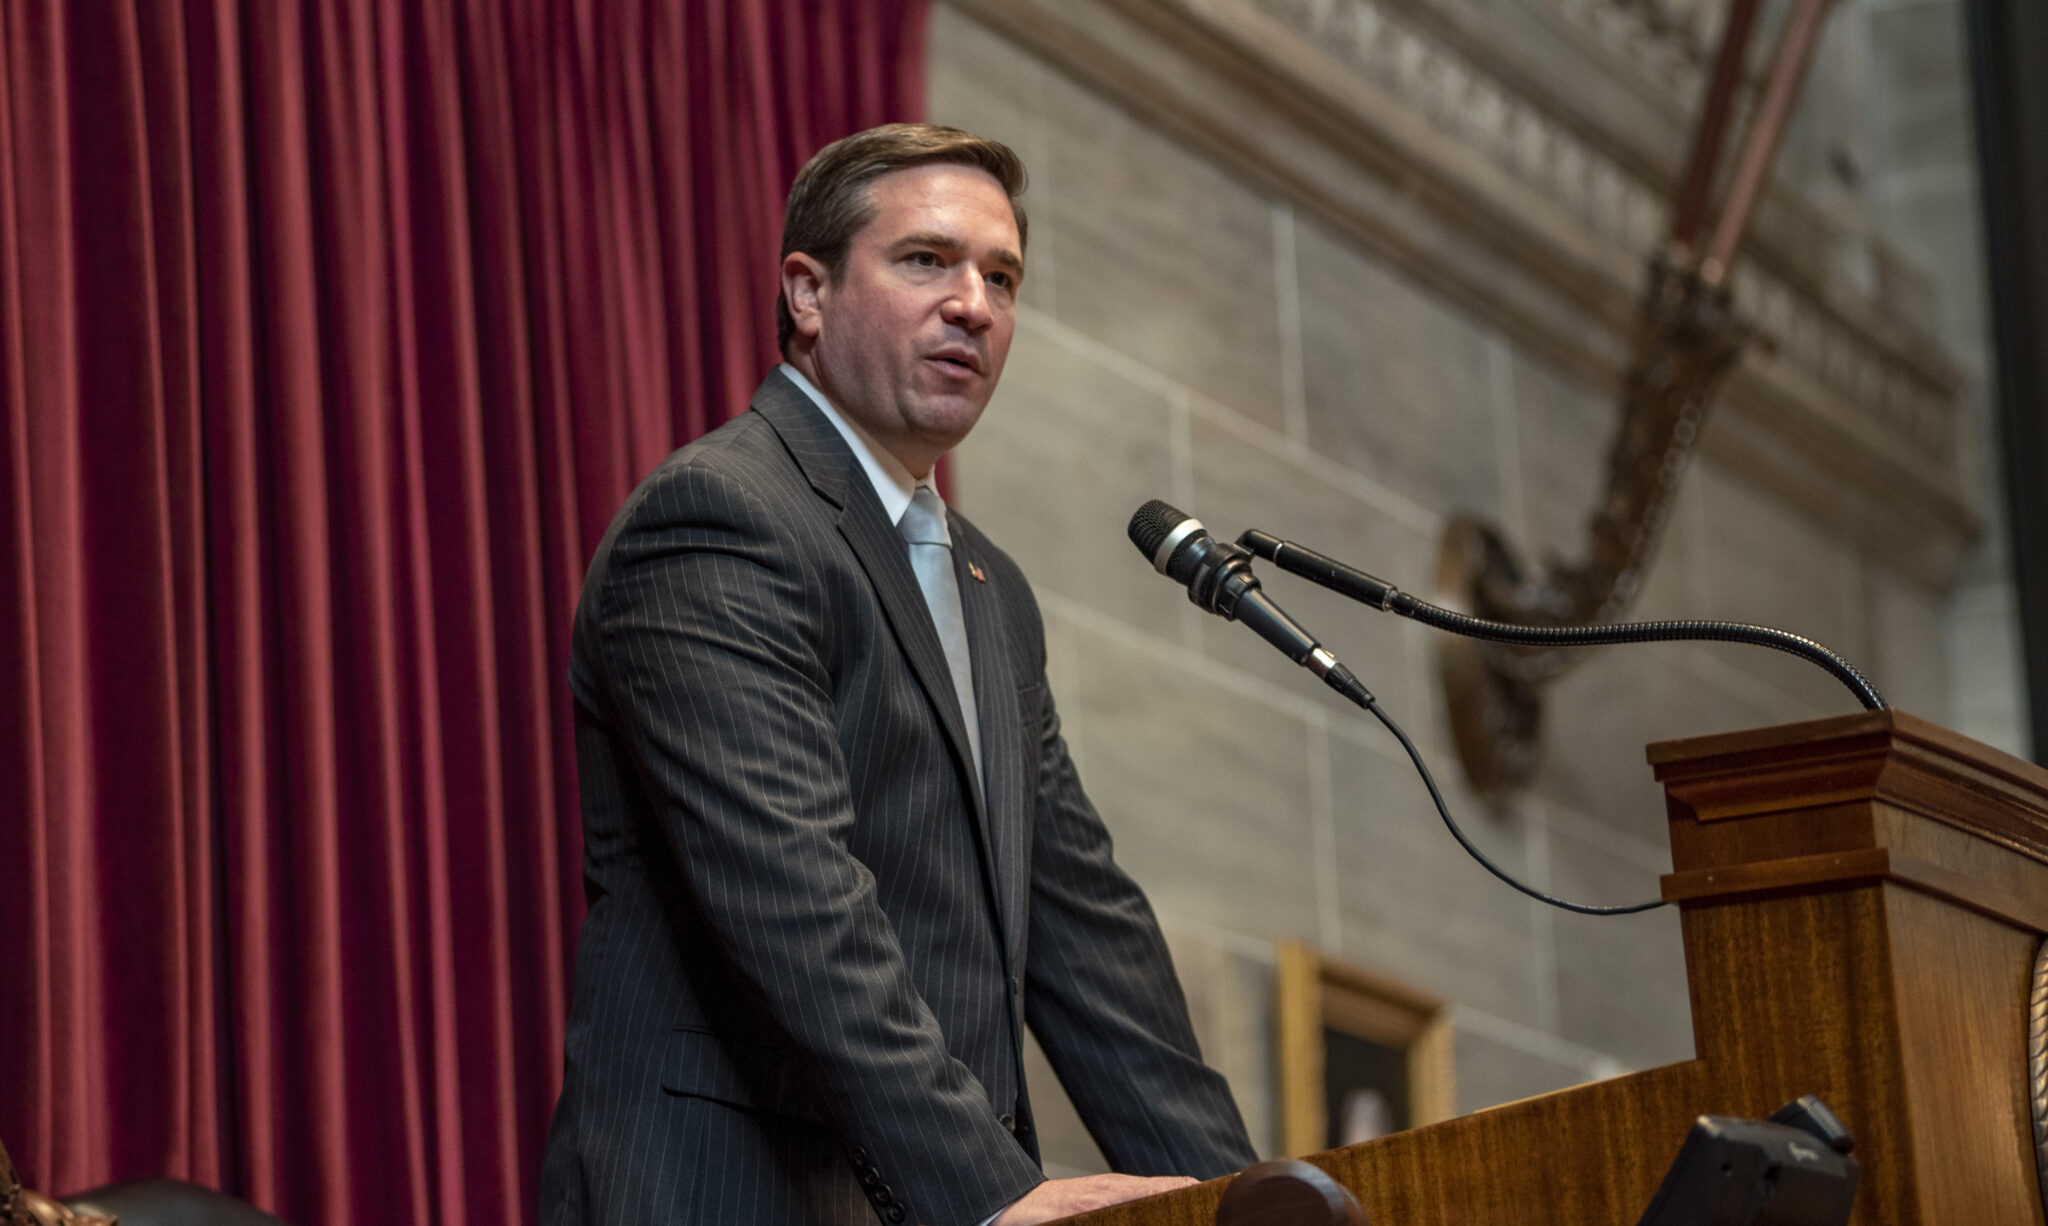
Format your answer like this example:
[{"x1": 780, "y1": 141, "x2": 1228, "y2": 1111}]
[{"x1": 927, "y1": 0, "x2": 2006, "y2": 1170}]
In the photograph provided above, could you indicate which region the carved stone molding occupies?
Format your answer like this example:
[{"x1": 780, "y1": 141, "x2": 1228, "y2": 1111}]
[
  {"x1": 1550, "y1": 0, "x2": 1731, "y2": 95},
  {"x1": 1249, "y1": 0, "x2": 1957, "y2": 463},
  {"x1": 940, "y1": 0, "x2": 1978, "y2": 584}
]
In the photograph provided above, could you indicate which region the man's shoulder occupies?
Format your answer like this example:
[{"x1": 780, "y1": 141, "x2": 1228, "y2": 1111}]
[
  {"x1": 626, "y1": 370, "x2": 848, "y2": 507},
  {"x1": 578, "y1": 406, "x2": 821, "y2": 599},
  {"x1": 571, "y1": 407, "x2": 836, "y2": 684},
  {"x1": 662, "y1": 404, "x2": 793, "y2": 479},
  {"x1": 616, "y1": 404, "x2": 815, "y2": 523},
  {"x1": 598, "y1": 431, "x2": 823, "y2": 577}
]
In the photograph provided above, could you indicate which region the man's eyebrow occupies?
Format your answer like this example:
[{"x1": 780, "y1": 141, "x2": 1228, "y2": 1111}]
[{"x1": 893, "y1": 231, "x2": 1025, "y2": 273}]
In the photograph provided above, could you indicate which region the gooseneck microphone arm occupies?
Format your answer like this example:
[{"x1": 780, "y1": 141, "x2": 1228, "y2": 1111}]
[
  {"x1": 1131, "y1": 501, "x2": 1666, "y2": 917},
  {"x1": 1237, "y1": 529, "x2": 1888, "y2": 712}
]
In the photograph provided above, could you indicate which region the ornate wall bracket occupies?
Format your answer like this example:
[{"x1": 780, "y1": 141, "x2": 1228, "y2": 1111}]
[
  {"x1": 1441, "y1": 252, "x2": 1748, "y2": 795},
  {"x1": 1437, "y1": 0, "x2": 1844, "y2": 796}
]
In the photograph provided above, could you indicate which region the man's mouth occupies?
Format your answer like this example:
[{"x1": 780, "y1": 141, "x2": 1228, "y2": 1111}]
[{"x1": 925, "y1": 349, "x2": 982, "y2": 375}]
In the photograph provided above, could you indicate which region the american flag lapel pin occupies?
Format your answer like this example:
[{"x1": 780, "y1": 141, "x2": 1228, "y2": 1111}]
[{"x1": 968, "y1": 560, "x2": 987, "y2": 583}]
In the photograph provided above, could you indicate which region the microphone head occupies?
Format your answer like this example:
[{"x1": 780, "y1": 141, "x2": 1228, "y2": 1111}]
[
  {"x1": 1128, "y1": 499, "x2": 1191, "y2": 559},
  {"x1": 1129, "y1": 499, "x2": 1211, "y2": 578}
]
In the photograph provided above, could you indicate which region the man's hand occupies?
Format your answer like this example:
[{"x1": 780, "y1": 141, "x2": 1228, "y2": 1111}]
[{"x1": 991, "y1": 1174, "x2": 1200, "y2": 1225}]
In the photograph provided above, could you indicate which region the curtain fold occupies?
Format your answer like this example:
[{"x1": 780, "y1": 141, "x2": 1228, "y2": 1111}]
[{"x1": 0, "y1": 3, "x2": 928, "y2": 1223}]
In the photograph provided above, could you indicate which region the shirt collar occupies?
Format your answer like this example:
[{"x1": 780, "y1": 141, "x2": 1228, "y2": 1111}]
[{"x1": 779, "y1": 362, "x2": 927, "y2": 526}]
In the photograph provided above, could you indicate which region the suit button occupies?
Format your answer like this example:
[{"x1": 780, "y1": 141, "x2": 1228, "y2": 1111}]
[
  {"x1": 849, "y1": 1147, "x2": 871, "y2": 1164},
  {"x1": 999, "y1": 1113, "x2": 1017, "y2": 1132},
  {"x1": 885, "y1": 1207, "x2": 906, "y2": 1224},
  {"x1": 873, "y1": 1187, "x2": 895, "y2": 1207},
  {"x1": 858, "y1": 1168, "x2": 882, "y2": 1189}
]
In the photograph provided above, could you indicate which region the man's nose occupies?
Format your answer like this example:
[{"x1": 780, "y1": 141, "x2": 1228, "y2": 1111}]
[{"x1": 942, "y1": 269, "x2": 995, "y2": 333}]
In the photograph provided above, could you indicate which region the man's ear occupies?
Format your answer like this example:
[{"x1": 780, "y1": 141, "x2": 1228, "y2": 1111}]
[{"x1": 781, "y1": 252, "x2": 829, "y2": 343}]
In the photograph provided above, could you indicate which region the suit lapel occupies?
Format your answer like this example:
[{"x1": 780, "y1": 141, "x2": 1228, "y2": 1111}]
[
  {"x1": 751, "y1": 374, "x2": 1011, "y2": 953},
  {"x1": 836, "y1": 489, "x2": 987, "y2": 811},
  {"x1": 953, "y1": 531, "x2": 1031, "y2": 967}
]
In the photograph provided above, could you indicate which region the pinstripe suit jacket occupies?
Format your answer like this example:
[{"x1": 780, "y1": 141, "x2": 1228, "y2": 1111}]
[{"x1": 539, "y1": 371, "x2": 1255, "y2": 1226}]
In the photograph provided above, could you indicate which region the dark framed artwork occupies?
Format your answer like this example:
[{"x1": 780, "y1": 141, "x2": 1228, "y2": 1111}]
[{"x1": 1276, "y1": 940, "x2": 1454, "y2": 1155}]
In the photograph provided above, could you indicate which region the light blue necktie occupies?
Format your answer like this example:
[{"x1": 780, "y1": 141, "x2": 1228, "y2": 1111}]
[{"x1": 898, "y1": 485, "x2": 983, "y2": 784}]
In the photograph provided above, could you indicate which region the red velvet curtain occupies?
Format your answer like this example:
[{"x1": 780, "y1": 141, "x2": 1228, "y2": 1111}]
[{"x1": 0, "y1": 2, "x2": 926, "y2": 1223}]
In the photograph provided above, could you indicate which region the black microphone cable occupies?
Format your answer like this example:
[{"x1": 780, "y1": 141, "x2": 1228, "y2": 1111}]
[
  {"x1": 1131, "y1": 500, "x2": 1668, "y2": 917},
  {"x1": 1353, "y1": 689, "x2": 1667, "y2": 915}
]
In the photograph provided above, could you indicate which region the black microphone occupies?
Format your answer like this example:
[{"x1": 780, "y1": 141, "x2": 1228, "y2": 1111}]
[{"x1": 1127, "y1": 500, "x2": 1372, "y2": 704}]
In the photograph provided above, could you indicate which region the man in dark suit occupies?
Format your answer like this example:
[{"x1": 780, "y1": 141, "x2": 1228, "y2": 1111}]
[{"x1": 540, "y1": 123, "x2": 1256, "y2": 1226}]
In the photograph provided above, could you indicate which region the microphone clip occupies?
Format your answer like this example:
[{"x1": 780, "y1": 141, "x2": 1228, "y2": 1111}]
[{"x1": 1179, "y1": 537, "x2": 1262, "y2": 622}]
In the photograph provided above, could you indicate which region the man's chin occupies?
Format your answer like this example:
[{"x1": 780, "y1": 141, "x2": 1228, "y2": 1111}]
[{"x1": 906, "y1": 395, "x2": 990, "y2": 449}]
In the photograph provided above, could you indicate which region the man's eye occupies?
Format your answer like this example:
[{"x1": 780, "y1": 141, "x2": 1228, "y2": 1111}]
[
  {"x1": 987, "y1": 271, "x2": 1016, "y2": 291},
  {"x1": 907, "y1": 251, "x2": 942, "y2": 268}
]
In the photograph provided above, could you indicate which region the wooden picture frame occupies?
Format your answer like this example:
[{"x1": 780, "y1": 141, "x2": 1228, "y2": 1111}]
[{"x1": 1275, "y1": 940, "x2": 1456, "y2": 1156}]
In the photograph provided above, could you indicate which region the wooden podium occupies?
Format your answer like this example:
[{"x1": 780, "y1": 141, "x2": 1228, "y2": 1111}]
[{"x1": 1064, "y1": 711, "x2": 2048, "y2": 1225}]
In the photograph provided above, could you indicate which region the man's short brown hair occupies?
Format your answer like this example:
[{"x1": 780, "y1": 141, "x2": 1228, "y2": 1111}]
[{"x1": 776, "y1": 123, "x2": 1028, "y2": 356}]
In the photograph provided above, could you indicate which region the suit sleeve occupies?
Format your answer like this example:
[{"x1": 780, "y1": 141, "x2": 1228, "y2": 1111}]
[
  {"x1": 1019, "y1": 673, "x2": 1261, "y2": 1177},
  {"x1": 585, "y1": 459, "x2": 1043, "y2": 1226}
]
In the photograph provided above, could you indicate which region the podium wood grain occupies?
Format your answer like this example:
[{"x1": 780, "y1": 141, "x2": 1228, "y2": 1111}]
[{"x1": 1058, "y1": 711, "x2": 2048, "y2": 1226}]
